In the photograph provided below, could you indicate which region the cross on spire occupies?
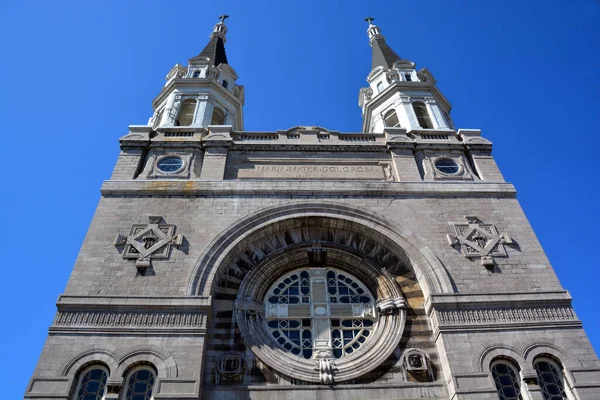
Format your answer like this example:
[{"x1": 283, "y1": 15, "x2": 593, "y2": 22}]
[
  {"x1": 218, "y1": 14, "x2": 229, "y2": 23},
  {"x1": 364, "y1": 16, "x2": 375, "y2": 25}
]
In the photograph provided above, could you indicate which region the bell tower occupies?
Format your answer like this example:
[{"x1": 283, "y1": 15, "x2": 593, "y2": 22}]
[
  {"x1": 149, "y1": 15, "x2": 244, "y2": 130},
  {"x1": 359, "y1": 18, "x2": 451, "y2": 133}
]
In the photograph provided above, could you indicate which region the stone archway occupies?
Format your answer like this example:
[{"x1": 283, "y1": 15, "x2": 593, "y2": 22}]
[
  {"x1": 187, "y1": 201, "x2": 452, "y2": 386},
  {"x1": 187, "y1": 201, "x2": 454, "y2": 298}
]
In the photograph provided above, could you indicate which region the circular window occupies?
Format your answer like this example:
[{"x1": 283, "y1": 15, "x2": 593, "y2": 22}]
[
  {"x1": 235, "y1": 251, "x2": 406, "y2": 384},
  {"x1": 264, "y1": 268, "x2": 376, "y2": 360},
  {"x1": 434, "y1": 158, "x2": 460, "y2": 175},
  {"x1": 157, "y1": 156, "x2": 183, "y2": 173}
]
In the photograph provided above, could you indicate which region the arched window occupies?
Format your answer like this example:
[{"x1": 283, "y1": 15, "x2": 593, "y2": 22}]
[
  {"x1": 412, "y1": 101, "x2": 433, "y2": 129},
  {"x1": 490, "y1": 359, "x2": 524, "y2": 400},
  {"x1": 122, "y1": 367, "x2": 155, "y2": 400},
  {"x1": 192, "y1": 70, "x2": 201, "y2": 78},
  {"x1": 175, "y1": 99, "x2": 197, "y2": 126},
  {"x1": 73, "y1": 365, "x2": 108, "y2": 400},
  {"x1": 211, "y1": 106, "x2": 226, "y2": 125},
  {"x1": 222, "y1": 80, "x2": 228, "y2": 89},
  {"x1": 534, "y1": 358, "x2": 571, "y2": 400},
  {"x1": 376, "y1": 82, "x2": 383, "y2": 93},
  {"x1": 383, "y1": 109, "x2": 400, "y2": 128}
]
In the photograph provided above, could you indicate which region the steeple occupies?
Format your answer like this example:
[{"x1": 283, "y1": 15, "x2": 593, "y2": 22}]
[
  {"x1": 148, "y1": 16, "x2": 244, "y2": 131},
  {"x1": 359, "y1": 18, "x2": 451, "y2": 134},
  {"x1": 192, "y1": 15, "x2": 229, "y2": 66},
  {"x1": 365, "y1": 17, "x2": 402, "y2": 70}
]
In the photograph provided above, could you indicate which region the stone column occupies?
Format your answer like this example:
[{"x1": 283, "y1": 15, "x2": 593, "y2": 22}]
[
  {"x1": 192, "y1": 94, "x2": 210, "y2": 127},
  {"x1": 163, "y1": 93, "x2": 178, "y2": 127}
]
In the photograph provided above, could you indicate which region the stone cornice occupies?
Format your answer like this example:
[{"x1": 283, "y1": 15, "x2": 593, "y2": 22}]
[
  {"x1": 100, "y1": 180, "x2": 517, "y2": 198},
  {"x1": 425, "y1": 291, "x2": 573, "y2": 313},
  {"x1": 56, "y1": 295, "x2": 211, "y2": 311},
  {"x1": 425, "y1": 291, "x2": 581, "y2": 337},
  {"x1": 117, "y1": 126, "x2": 488, "y2": 154},
  {"x1": 49, "y1": 295, "x2": 211, "y2": 336}
]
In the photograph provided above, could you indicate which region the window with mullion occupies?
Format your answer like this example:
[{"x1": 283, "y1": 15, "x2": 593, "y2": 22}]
[
  {"x1": 534, "y1": 359, "x2": 570, "y2": 400},
  {"x1": 74, "y1": 366, "x2": 108, "y2": 400},
  {"x1": 490, "y1": 360, "x2": 524, "y2": 400}
]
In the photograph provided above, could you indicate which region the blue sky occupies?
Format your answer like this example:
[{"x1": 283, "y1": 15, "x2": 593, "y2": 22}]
[{"x1": 1, "y1": 0, "x2": 598, "y2": 396}]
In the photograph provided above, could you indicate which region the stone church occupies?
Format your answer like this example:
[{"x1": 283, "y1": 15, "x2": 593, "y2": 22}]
[{"x1": 25, "y1": 17, "x2": 600, "y2": 400}]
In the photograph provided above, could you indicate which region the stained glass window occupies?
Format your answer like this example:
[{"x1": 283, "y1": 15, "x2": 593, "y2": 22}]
[
  {"x1": 76, "y1": 367, "x2": 107, "y2": 400},
  {"x1": 264, "y1": 268, "x2": 376, "y2": 360},
  {"x1": 434, "y1": 158, "x2": 460, "y2": 175},
  {"x1": 157, "y1": 157, "x2": 183, "y2": 173},
  {"x1": 535, "y1": 359, "x2": 569, "y2": 400},
  {"x1": 491, "y1": 361, "x2": 523, "y2": 400},
  {"x1": 125, "y1": 368, "x2": 155, "y2": 400}
]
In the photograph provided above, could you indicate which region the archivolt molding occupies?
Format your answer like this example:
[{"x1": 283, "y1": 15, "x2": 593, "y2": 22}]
[
  {"x1": 60, "y1": 346, "x2": 119, "y2": 377},
  {"x1": 522, "y1": 342, "x2": 582, "y2": 369},
  {"x1": 475, "y1": 344, "x2": 528, "y2": 374},
  {"x1": 115, "y1": 345, "x2": 178, "y2": 378},
  {"x1": 187, "y1": 201, "x2": 454, "y2": 298},
  {"x1": 474, "y1": 341, "x2": 583, "y2": 375}
]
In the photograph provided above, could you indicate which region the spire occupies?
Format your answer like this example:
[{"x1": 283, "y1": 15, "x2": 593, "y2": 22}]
[
  {"x1": 364, "y1": 17, "x2": 402, "y2": 70},
  {"x1": 194, "y1": 15, "x2": 229, "y2": 66}
]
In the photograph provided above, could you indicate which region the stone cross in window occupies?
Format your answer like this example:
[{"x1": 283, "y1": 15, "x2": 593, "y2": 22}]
[{"x1": 264, "y1": 268, "x2": 378, "y2": 362}]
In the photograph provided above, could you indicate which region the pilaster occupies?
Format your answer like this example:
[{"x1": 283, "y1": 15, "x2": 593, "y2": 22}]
[
  {"x1": 385, "y1": 128, "x2": 421, "y2": 181},
  {"x1": 110, "y1": 126, "x2": 151, "y2": 180},
  {"x1": 459, "y1": 129, "x2": 505, "y2": 182},
  {"x1": 199, "y1": 126, "x2": 232, "y2": 180}
]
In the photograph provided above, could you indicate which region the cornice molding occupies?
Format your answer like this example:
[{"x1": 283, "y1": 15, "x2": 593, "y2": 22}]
[
  {"x1": 424, "y1": 291, "x2": 580, "y2": 337},
  {"x1": 49, "y1": 295, "x2": 211, "y2": 335},
  {"x1": 101, "y1": 180, "x2": 516, "y2": 198}
]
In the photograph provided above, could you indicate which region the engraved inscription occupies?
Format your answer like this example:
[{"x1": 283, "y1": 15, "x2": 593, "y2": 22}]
[{"x1": 234, "y1": 163, "x2": 390, "y2": 180}]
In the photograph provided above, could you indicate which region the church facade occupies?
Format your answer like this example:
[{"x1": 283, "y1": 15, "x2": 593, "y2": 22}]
[{"x1": 25, "y1": 19, "x2": 600, "y2": 400}]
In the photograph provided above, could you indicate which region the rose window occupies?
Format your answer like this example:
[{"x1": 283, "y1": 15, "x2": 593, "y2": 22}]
[{"x1": 264, "y1": 268, "x2": 376, "y2": 360}]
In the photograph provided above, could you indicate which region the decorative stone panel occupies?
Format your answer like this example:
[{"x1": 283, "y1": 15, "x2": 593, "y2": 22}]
[
  {"x1": 447, "y1": 215, "x2": 512, "y2": 266},
  {"x1": 115, "y1": 216, "x2": 184, "y2": 271}
]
